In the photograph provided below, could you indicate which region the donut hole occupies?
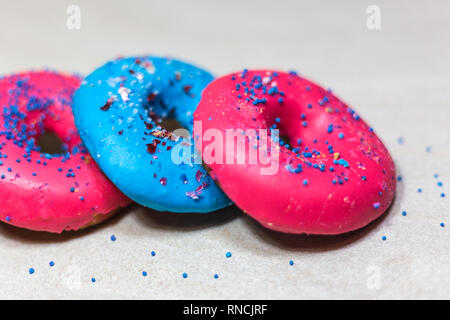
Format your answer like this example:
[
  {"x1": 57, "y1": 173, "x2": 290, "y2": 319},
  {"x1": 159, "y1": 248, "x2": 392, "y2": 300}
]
[
  {"x1": 279, "y1": 132, "x2": 293, "y2": 148},
  {"x1": 145, "y1": 94, "x2": 186, "y2": 132},
  {"x1": 37, "y1": 131, "x2": 65, "y2": 155},
  {"x1": 265, "y1": 103, "x2": 303, "y2": 149},
  {"x1": 159, "y1": 118, "x2": 184, "y2": 132}
]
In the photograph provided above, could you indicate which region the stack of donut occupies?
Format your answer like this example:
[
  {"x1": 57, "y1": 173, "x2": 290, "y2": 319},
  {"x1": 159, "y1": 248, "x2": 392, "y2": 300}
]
[{"x1": 0, "y1": 56, "x2": 395, "y2": 234}]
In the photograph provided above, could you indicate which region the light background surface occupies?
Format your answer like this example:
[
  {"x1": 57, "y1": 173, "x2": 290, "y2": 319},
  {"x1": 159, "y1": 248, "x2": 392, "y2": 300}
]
[{"x1": 0, "y1": 0, "x2": 449, "y2": 299}]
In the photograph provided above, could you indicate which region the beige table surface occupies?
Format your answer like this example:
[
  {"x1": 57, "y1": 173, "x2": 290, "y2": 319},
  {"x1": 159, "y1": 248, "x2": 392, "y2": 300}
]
[{"x1": 0, "y1": 0, "x2": 449, "y2": 299}]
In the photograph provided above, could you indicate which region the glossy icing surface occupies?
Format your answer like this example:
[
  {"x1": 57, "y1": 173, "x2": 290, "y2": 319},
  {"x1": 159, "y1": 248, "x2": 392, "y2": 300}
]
[{"x1": 194, "y1": 70, "x2": 396, "y2": 234}]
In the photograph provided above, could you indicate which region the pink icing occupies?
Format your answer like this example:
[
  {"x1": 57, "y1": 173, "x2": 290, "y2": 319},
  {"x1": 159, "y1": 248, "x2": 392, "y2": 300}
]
[{"x1": 0, "y1": 72, "x2": 131, "y2": 233}]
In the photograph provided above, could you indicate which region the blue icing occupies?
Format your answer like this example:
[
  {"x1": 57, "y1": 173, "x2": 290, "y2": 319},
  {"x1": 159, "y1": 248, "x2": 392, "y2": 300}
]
[{"x1": 73, "y1": 56, "x2": 231, "y2": 212}]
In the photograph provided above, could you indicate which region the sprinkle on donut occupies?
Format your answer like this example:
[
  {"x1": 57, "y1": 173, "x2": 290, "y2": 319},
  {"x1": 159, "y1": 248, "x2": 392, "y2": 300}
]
[
  {"x1": 0, "y1": 71, "x2": 130, "y2": 233},
  {"x1": 194, "y1": 70, "x2": 396, "y2": 234}
]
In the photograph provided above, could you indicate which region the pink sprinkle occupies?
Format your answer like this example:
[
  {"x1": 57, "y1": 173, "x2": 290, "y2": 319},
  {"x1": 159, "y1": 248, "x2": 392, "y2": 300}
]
[
  {"x1": 186, "y1": 191, "x2": 199, "y2": 200},
  {"x1": 195, "y1": 170, "x2": 203, "y2": 183}
]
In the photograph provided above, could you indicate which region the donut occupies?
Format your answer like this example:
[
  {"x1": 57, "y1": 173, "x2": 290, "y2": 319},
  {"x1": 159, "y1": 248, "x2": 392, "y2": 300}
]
[
  {"x1": 73, "y1": 56, "x2": 231, "y2": 213},
  {"x1": 194, "y1": 70, "x2": 396, "y2": 234},
  {"x1": 0, "y1": 71, "x2": 131, "y2": 233}
]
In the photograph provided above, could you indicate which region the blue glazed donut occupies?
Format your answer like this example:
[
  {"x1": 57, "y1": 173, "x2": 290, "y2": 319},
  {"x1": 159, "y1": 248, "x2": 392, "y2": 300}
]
[{"x1": 73, "y1": 56, "x2": 231, "y2": 212}]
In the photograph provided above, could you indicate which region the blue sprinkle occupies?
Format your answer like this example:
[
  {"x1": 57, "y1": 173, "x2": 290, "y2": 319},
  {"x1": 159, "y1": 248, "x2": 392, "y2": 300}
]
[
  {"x1": 214, "y1": 274, "x2": 219, "y2": 279},
  {"x1": 29, "y1": 268, "x2": 35, "y2": 274},
  {"x1": 440, "y1": 222, "x2": 445, "y2": 227},
  {"x1": 182, "y1": 273, "x2": 188, "y2": 278},
  {"x1": 327, "y1": 124, "x2": 333, "y2": 133},
  {"x1": 151, "y1": 251, "x2": 156, "y2": 256},
  {"x1": 225, "y1": 252, "x2": 232, "y2": 258},
  {"x1": 338, "y1": 133, "x2": 344, "y2": 139},
  {"x1": 142, "y1": 271, "x2": 148, "y2": 277},
  {"x1": 437, "y1": 182, "x2": 443, "y2": 187},
  {"x1": 418, "y1": 188, "x2": 422, "y2": 193},
  {"x1": 289, "y1": 260, "x2": 294, "y2": 266},
  {"x1": 110, "y1": 235, "x2": 116, "y2": 241},
  {"x1": 382, "y1": 236, "x2": 387, "y2": 241},
  {"x1": 441, "y1": 193, "x2": 446, "y2": 198},
  {"x1": 285, "y1": 163, "x2": 302, "y2": 173},
  {"x1": 91, "y1": 277, "x2": 96, "y2": 283},
  {"x1": 402, "y1": 211, "x2": 407, "y2": 216},
  {"x1": 49, "y1": 261, "x2": 55, "y2": 267},
  {"x1": 303, "y1": 179, "x2": 308, "y2": 186},
  {"x1": 337, "y1": 159, "x2": 349, "y2": 168}
]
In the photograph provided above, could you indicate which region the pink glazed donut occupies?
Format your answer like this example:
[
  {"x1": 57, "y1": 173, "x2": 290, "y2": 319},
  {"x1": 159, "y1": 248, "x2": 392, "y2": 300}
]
[
  {"x1": 0, "y1": 71, "x2": 130, "y2": 233},
  {"x1": 194, "y1": 70, "x2": 396, "y2": 235}
]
